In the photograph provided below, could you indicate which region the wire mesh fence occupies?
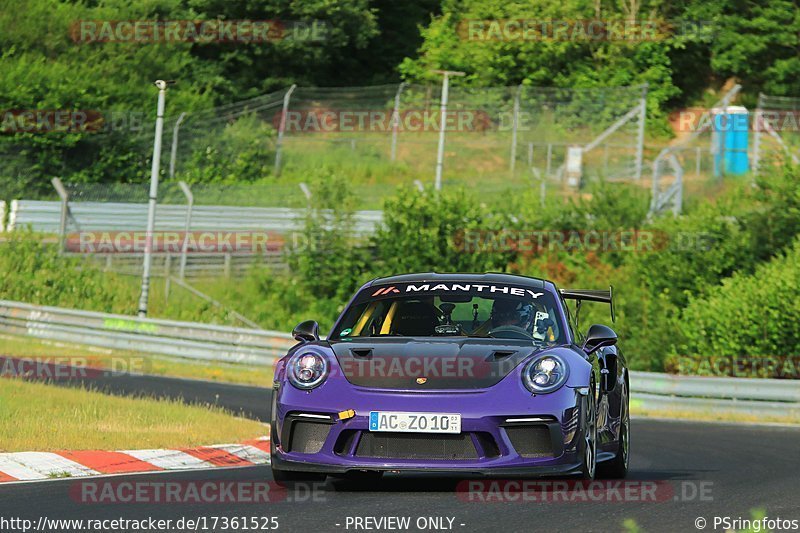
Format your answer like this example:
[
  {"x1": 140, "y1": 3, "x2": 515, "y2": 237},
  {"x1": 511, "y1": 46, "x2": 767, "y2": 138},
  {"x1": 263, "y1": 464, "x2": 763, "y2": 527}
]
[
  {"x1": 6, "y1": 80, "x2": 782, "y2": 232},
  {"x1": 753, "y1": 93, "x2": 800, "y2": 174},
  {"x1": 649, "y1": 84, "x2": 743, "y2": 215},
  {"x1": 146, "y1": 83, "x2": 650, "y2": 207},
  {"x1": 1, "y1": 82, "x2": 650, "y2": 209}
]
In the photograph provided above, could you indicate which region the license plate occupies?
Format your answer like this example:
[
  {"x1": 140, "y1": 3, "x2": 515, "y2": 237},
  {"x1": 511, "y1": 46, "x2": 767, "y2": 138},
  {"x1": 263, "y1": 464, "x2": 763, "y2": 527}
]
[{"x1": 368, "y1": 411, "x2": 461, "y2": 434}]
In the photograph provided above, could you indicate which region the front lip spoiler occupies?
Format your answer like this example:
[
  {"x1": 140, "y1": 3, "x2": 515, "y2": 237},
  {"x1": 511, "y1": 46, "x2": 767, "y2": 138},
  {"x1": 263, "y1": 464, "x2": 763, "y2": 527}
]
[{"x1": 271, "y1": 453, "x2": 583, "y2": 478}]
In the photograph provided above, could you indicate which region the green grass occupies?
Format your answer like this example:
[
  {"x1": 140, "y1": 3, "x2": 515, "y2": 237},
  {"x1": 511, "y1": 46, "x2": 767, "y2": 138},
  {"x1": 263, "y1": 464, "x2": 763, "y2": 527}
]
[
  {"x1": 1, "y1": 335, "x2": 273, "y2": 387},
  {"x1": 0, "y1": 378, "x2": 267, "y2": 452},
  {"x1": 631, "y1": 403, "x2": 800, "y2": 425}
]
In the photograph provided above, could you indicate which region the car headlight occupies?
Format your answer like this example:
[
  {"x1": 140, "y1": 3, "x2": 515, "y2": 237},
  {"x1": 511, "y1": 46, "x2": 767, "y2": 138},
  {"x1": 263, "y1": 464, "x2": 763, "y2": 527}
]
[
  {"x1": 522, "y1": 354, "x2": 568, "y2": 394},
  {"x1": 287, "y1": 352, "x2": 329, "y2": 390}
]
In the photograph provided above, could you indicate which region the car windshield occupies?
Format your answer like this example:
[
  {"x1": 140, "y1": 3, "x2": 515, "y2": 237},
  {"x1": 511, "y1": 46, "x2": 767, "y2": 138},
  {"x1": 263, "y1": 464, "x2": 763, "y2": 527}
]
[{"x1": 330, "y1": 282, "x2": 565, "y2": 343}]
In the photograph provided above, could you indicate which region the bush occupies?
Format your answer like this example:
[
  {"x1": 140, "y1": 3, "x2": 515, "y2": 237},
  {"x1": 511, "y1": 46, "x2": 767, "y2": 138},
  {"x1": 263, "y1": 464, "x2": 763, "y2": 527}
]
[
  {"x1": 287, "y1": 172, "x2": 370, "y2": 302},
  {"x1": 0, "y1": 232, "x2": 133, "y2": 312},
  {"x1": 372, "y1": 185, "x2": 513, "y2": 274},
  {"x1": 674, "y1": 237, "x2": 800, "y2": 359}
]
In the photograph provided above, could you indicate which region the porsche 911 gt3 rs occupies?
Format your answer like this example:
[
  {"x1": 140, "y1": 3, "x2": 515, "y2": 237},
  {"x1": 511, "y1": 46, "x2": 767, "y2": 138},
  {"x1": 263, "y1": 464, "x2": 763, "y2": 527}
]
[{"x1": 270, "y1": 273, "x2": 629, "y2": 483}]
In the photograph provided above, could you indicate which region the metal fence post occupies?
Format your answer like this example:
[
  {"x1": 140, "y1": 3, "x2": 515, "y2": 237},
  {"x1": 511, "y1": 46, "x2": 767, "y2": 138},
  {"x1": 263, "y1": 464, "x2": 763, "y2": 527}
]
[
  {"x1": 169, "y1": 112, "x2": 187, "y2": 180},
  {"x1": 164, "y1": 254, "x2": 172, "y2": 300},
  {"x1": 752, "y1": 93, "x2": 764, "y2": 176},
  {"x1": 432, "y1": 70, "x2": 465, "y2": 190},
  {"x1": 274, "y1": 84, "x2": 297, "y2": 176},
  {"x1": 139, "y1": 80, "x2": 169, "y2": 318},
  {"x1": 695, "y1": 147, "x2": 701, "y2": 175},
  {"x1": 177, "y1": 181, "x2": 193, "y2": 280},
  {"x1": 546, "y1": 144, "x2": 553, "y2": 176},
  {"x1": 51, "y1": 178, "x2": 69, "y2": 254},
  {"x1": 509, "y1": 84, "x2": 523, "y2": 173},
  {"x1": 390, "y1": 82, "x2": 406, "y2": 161},
  {"x1": 299, "y1": 182, "x2": 312, "y2": 209},
  {"x1": 634, "y1": 84, "x2": 648, "y2": 180}
]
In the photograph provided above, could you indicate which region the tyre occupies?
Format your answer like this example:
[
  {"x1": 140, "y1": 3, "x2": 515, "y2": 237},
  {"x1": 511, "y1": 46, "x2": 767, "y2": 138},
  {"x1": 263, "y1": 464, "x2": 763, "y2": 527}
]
[
  {"x1": 598, "y1": 380, "x2": 630, "y2": 479},
  {"x1": 580, "y1": 379, "x2": 597, "y2": 480}
]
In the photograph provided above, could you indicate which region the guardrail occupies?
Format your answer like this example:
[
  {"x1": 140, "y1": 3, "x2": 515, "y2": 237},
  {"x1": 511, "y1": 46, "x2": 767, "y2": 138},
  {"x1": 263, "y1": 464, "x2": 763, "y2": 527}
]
[
  {"x1": 83, "y1": 251, "x2": 289, "y2": 280},
  {"x1": 0, "y1": 300, "x2": 295, "y2": 366},
  {"x1": 630, "y1": 370, "x2": 800, "y2": 418},
  {"x1": 7, "y1": 200, "x2": 382, "y2": 236},
  {"x1": 1, "y1": 298, "x2": 797, "y2": 419}
]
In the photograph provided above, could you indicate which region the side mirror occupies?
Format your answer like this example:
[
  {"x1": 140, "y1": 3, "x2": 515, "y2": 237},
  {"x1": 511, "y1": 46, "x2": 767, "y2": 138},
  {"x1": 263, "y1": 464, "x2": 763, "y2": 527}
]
[
  {"x1": 292, "y1": 320, "x2": 320, "y2": 343},
  {"x1": 582, "y1": 324, "x2": 617, "y2": 355}
]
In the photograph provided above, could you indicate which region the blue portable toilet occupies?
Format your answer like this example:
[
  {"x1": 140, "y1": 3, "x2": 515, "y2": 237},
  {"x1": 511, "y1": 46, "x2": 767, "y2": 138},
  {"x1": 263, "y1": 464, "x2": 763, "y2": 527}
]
[{"x1": 712, "y1": 106, "x2": 749, "y2": 177}]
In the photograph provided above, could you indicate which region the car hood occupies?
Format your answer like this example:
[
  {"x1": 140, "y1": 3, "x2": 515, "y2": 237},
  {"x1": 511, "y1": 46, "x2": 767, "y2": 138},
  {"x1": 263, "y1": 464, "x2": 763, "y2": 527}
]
[{"x1": 328, "y1": 337, "x2": 547, "y2": 390}]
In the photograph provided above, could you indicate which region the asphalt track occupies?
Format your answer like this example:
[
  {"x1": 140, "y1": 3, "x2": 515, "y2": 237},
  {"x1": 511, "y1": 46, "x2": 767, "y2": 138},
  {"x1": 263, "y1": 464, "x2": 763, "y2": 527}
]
[{"x1": 2, "y1": 364, "x2": 800, "y2": 532}]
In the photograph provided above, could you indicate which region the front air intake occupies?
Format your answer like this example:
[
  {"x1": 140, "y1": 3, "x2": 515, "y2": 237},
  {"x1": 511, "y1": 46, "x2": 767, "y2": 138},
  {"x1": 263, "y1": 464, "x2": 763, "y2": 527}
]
[
  {"x1": 356, "y1": 432, "x2": 478, "y2": 460},
  {"x1": 283, "y1": 415, "x2": 333, "y2": 454}
]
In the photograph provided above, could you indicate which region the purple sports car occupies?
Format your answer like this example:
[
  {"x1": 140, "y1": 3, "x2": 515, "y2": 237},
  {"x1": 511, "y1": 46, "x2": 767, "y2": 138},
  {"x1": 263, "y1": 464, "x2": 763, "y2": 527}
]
[{"x1": 270, "y1": 273, "x2": 629, "y2": 483}]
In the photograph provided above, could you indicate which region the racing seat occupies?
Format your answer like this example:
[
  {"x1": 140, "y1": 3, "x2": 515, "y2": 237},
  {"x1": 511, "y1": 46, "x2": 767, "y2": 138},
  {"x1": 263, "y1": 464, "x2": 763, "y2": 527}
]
[{"x1": 391, "y1": 301, "x2": 439, "y2": 336}]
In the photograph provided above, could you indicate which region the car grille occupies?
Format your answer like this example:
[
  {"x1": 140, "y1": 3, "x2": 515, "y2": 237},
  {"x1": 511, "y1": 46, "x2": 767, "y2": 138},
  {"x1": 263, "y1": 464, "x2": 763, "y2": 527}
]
[
  {"x1": 504, "y1": 425, "x2": 554, "y2": 458},
  {"x1": 355, "y1": 432, "x2": 478, "y2": 460}
]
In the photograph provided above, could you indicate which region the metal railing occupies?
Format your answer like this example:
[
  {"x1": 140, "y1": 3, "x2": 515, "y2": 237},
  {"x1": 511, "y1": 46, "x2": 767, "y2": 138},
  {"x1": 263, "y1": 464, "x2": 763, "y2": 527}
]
[
  {"x1": 7, "y1": 200, "x2": 382, "y2": 235},
  {"x1": 630, "y1": 370, "x2": 800, "y2": 417},
  {"x1": 6, "y1": 198, "x2": 382, "y2": 279},
  {"x1": 1, "y1": 298, "x2": 797, "y2": 418},
  {"x1": 0, "y1": 300, "x2": 294, "y2": 366}
]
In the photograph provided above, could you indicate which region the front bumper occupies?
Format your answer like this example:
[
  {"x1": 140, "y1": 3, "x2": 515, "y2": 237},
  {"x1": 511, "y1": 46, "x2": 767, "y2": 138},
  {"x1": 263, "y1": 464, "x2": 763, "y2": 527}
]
[{"x1": 271, "y1": 374, "x2": 589, "y2": 476}]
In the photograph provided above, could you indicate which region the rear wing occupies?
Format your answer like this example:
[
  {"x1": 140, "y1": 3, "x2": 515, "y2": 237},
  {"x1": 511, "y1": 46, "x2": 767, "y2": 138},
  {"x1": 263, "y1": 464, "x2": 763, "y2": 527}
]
[{"x1": 559, "y1": 286, "x2": 615, "y2": 323}]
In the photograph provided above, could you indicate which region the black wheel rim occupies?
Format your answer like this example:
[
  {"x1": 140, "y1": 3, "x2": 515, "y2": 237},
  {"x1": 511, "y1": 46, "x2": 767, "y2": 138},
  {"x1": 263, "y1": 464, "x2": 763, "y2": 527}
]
[{"x1": 585, "y1": 387, "x2": 597, "y2": 478}]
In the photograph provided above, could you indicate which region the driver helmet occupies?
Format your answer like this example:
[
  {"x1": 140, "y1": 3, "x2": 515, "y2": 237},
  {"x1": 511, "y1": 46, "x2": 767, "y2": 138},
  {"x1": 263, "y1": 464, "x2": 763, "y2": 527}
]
[{"x1": 491, "y1": 298, "x2": 534, "y2": 331}]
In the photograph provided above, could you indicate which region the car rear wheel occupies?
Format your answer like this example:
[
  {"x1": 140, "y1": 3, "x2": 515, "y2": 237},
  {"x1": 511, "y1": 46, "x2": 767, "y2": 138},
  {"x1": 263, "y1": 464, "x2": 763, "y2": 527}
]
[
  {"x1": 580, "y1": 380, "x2": 597, "y2": 480},
  {"x1": 598, "y1": 381, "x2": 630, "y2": 479}
]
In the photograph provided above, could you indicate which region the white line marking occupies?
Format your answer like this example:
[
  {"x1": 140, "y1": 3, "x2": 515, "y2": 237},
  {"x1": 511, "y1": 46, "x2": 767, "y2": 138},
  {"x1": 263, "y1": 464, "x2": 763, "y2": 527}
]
[
  {"x1": 0, "y1": 452, "x2": 99, "y2": 479},
  {"x1": 210, "y1": 444, "x2": 270, "y2": 464},
  {"x1": 0, "y1": 456, "x2": 48, "y2": 480},
  {"x1": 121, "y1": 449, "x2": 214, "y2": 470}
]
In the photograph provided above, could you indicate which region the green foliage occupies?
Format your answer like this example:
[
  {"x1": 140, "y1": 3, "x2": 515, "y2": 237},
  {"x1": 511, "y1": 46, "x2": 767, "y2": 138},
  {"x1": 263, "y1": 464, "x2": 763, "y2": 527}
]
[
  {"x1": 179, "y1": 114, "x2": 277, "y2": 184},
  {"x1": 675, "y1": 238, "x2": 800, "y2": 358},
  {"x1": 372, "y1": 186, "x2": 513, "y2": 274},
  {"x1": 0, "y1": 0, "x2": 437, "y2": 199},
  {"x1": 398, "y1": 0, "x2": 681, "y2": 118},
  {"x1": 0, "y1": 232, "x2": 133, "y2": 312},
  {"x1": 287, "y1": 172, "x2": 370, "y2": 302},
  {"x1": 633, "y1": 166, "x2": 800, "y2": 310}
]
